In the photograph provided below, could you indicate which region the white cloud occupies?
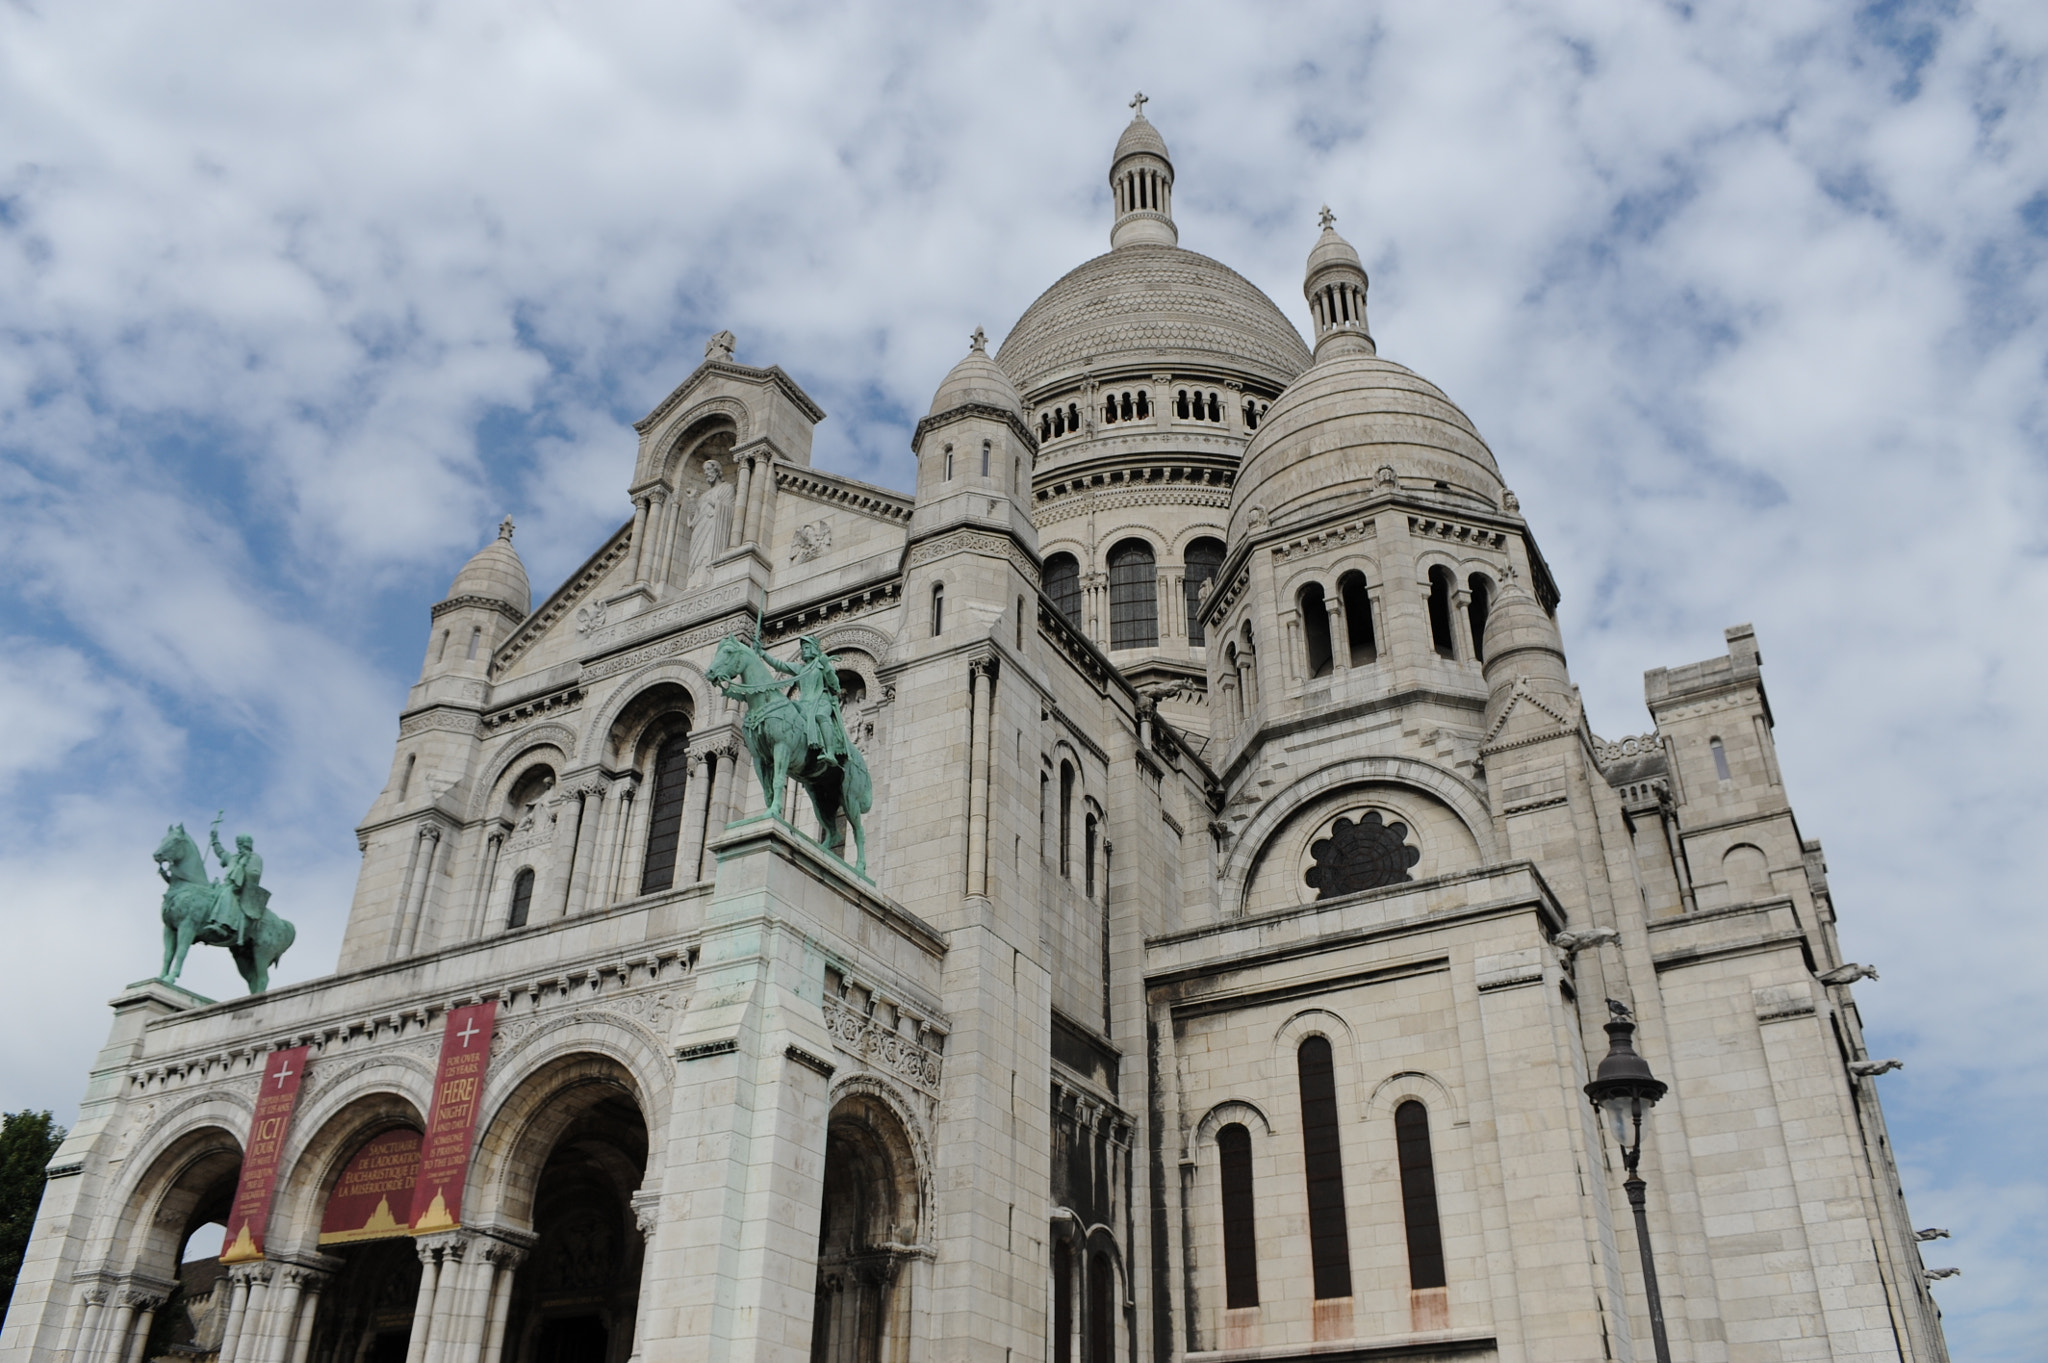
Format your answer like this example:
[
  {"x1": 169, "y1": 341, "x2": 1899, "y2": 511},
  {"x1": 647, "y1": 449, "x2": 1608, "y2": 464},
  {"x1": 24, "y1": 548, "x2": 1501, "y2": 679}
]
[{"x1": 1, "y1": 1, "x2": 2043, "y2": 1353}]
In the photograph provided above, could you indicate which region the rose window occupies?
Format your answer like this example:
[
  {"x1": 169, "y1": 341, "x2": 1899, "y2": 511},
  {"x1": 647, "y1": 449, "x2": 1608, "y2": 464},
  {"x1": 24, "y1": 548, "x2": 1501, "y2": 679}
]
[{"x1": 1304, "y1": 810, "x2": 1421, "y2": 899}]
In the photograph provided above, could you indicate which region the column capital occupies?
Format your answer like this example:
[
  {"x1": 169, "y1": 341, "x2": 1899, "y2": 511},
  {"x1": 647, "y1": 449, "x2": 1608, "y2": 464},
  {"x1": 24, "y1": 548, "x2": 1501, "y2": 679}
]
[
  {"x1": 631, "y1": 1190, "x2": 662, "y2": 1238},
  {"x1": 415, "y1": 1229, "x2": 473, "y2": 1263}
]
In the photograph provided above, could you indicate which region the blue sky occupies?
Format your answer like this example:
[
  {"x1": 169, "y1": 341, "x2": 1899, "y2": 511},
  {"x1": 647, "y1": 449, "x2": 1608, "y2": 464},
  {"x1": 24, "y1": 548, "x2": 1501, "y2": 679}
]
[{"x1": 3, "y1": 1, "x2": 2044, "y2": 1354}]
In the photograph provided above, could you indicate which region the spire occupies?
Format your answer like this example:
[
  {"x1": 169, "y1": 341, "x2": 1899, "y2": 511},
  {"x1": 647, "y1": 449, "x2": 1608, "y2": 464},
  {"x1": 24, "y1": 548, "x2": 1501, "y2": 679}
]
[
  {"x1": 1110, "y1": 95, "x2": 1177, "y2": 249},
  {"x1": 1304, "y1": 206, "x2": 1374, "y2": 359}
]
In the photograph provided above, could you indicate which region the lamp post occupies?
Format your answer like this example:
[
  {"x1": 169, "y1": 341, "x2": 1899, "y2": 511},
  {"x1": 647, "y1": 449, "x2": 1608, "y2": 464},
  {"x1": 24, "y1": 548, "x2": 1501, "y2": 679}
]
[{"x1": 1584, "y1": 999, "x2": 1673, "y2": 1363}]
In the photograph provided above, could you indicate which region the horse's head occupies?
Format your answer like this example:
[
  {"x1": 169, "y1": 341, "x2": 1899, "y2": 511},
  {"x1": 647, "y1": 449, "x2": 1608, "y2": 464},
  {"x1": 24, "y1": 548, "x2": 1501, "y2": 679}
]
[
  {"x1": 153, "y1": 823, "x2": 186, "y2": 862},
  {"x1": 706, "y1": 635, "x2": 751, "y2": 687}
]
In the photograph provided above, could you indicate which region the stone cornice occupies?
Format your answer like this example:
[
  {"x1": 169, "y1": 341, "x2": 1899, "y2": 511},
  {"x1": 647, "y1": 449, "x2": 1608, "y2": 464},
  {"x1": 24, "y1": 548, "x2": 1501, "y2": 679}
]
[
  {"x1": 773, "y1": 465, "x2": 914, "y2": 524},
  {"x1": 430, "y1": 595, "x2": 528, "y2": 625},
  {"x1": 910, "y1": 402, "x2": 1041, "y2": 457}
]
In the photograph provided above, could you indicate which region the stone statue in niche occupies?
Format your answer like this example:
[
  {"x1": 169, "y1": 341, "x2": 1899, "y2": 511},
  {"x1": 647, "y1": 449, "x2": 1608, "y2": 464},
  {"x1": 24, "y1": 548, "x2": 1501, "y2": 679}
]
[
  {"x1": 684, "y1": 459, "x2": 735, "y2": 589},
  {"x1": 1304, "y1": 809, "x2": 1421, "y2": 900}
]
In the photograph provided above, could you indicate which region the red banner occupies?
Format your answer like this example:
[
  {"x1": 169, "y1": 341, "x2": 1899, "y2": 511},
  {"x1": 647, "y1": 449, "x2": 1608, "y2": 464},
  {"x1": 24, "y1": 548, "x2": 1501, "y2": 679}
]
[
  {"x1": 220, "y1": 1046, "x2": 310, "y2": 1263},
  {"x1": 319, "y1": 1128, "x2": 421, "y2": 1244},
  {"x1": 410, "y1": 1002, "x2": 496, "y2": 1233}
]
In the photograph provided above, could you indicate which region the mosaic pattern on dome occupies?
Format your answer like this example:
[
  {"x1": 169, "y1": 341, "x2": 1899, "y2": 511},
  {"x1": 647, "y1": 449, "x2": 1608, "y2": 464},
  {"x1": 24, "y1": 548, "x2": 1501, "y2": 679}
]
[{"x1": 997, "y1": 246, "x2": 1310, "y2": 395}]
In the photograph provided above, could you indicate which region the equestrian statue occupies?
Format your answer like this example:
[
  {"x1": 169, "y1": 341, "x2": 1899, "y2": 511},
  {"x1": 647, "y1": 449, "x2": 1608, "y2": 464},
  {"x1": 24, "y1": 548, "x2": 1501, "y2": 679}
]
[
  {"x1": 153, "y1": 812, "x2": 297, "y2": 994},
  {"x1": 706, "y1": 629, "x2": 873, "y2": 876}
]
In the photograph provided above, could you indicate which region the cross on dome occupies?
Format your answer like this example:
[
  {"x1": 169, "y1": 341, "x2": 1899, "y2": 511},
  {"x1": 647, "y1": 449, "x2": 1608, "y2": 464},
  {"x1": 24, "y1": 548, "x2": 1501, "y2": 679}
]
[
  {"x1": 1319, "y1": 205, "x2": 1336, "y2": 230},
  {"x1": 498, "y1": 515, "x2": 515, "y2": 542},
  {"x1": 970, "y1": 326, "x2": 987, "y2": 352},
  {"x1": 1130, "y1": 91, "x2": 1148, "y2": 114}
]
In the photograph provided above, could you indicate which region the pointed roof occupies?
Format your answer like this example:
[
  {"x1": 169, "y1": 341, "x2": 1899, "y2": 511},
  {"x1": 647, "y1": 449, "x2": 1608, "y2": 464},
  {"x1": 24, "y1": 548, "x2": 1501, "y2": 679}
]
[
  {"x1": 446, "y1": 516, "x2": 531, "y2": 614},
  {"x1": 929, "y1": 326, "x2": 1024, "y2": 417}
]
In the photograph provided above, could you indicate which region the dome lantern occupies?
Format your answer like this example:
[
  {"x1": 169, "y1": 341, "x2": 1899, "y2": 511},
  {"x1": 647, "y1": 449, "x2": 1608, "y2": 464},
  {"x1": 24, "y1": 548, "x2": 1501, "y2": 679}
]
[
  {"x1": 1304, "y1": 206, "x2": 1374, "y2": 360},
  {"x1": 1110, "y1": 92, "x2": 1177, "y2": 250}
]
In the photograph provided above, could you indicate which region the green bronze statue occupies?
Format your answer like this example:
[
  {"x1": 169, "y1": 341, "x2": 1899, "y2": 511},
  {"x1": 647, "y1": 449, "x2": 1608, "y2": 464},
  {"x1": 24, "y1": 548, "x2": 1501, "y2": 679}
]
[
  {"x1": 153, "y1": 812, "x2": 297, "y2": 994},
  {"x1": 706, "y1": 631, "x2": 873, "y2": 876}
]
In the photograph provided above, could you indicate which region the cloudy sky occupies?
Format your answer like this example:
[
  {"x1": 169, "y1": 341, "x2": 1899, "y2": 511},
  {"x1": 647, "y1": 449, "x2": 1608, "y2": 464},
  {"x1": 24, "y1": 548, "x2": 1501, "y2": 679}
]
[{"x1": 2, "y1": 0, "x2": 2042, "y2": 1352}]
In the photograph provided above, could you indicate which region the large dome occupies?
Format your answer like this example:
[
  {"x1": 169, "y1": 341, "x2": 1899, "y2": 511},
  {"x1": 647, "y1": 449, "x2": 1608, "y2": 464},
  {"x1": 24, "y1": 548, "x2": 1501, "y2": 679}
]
[
  {"x1": 995, "y1": 245, "x2": 1311, "y2": 398},
  {"x1": 1230, "y1": 353, "x2": 1503, "y2": 542}
]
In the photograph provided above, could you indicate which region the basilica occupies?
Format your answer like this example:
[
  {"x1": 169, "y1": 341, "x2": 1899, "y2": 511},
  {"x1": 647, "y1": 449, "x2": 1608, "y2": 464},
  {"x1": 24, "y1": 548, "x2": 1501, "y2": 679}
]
[{"x1": 4, "y1": 105, "x2": 1948, "y2": 1363}]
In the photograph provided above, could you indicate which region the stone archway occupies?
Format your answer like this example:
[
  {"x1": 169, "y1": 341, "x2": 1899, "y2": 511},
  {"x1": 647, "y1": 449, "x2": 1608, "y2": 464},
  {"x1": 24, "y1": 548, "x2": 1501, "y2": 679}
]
[{"x1": 809, "y1": 1090, "x2": 925, "y2": 1363}]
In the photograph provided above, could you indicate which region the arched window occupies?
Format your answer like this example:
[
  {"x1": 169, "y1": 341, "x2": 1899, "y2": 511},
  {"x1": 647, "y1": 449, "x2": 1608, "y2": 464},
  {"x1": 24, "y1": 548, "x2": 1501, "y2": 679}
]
[
  {"x1": 1054, "y1": 408, "x2": 1066, "y2": 437},
  {"x1": 1394, "y1": 1101, "x2": 1447, "y2": 1290},
  {"x1": 1122, "y1": 392, "x2": 1135, "y2": 421},
  {"x1": 1042, "y1": 414, "x2": 1053, "y2": 440},
  {"x1": 1176, "y1": 389, "x2": 1190, "y2": 419},
  {"x1": 1053, "y1": 1239, "x2": 1075, "y2": 1363},
  {"x1": 1059, "y1": 762, "x2": 1075, "y2": 878},
  {"x1": 1297, "y1": 1036, "x2": 1353, "y2": 1299},
  {"x1": 944, "y1": 445, "x2": 954, "y2": 480},
  {"x1": 1182, "y1": 538, "x2": 1225, "y2": 645},
  {"x1": 436, "y1": 630, "x2": 450, "y2": 663},
  {"x1": 1299, "y1": 582, "x2": 1333, "y2": 678},
  {"x1": 1711, "y1": 736, "x2": 1732, "y2": 781},
  {"x1": 1084, "y1": 812, "x2": 1098, "y2": 898},
  {"x1": 1338, "y1": 572, "x2": 1375, "y2": 665},
  {"x1": 1244, "y1": 399, "x2": 1259, "y2": 430},
  {"x1": 1017, "y1": 596, "x2": 1026, "y2": 649},
  {"x1": 1046, "y1": 553, "x2": 1082, "y2": 631},
  {"x1": 466, "y1": 626, "x2": 482, "y2": 660},
  {"x1": 1208, "y1": 391, "x2": 1221, "y2": 422},
  {"x1": 507, "y1": 868, "x2": 535, "y2": 929},
  {"x1": 1105, "y1": 396, "x2": 1118, "y2": 424},
  {"x1": 1217, "y1": 1122, "x2": 1260, "y2": 1308},
  {"x1": 399, "y1": 753, "x2": 416, "y2": 800},
  {"x1": 836, "y1": 669, "x2": 867, "y2": 709},
  {"x1": 1068, "y1": 402, "x2": 1080, "y2": 431},
  {"x1": 982, "y1": 440, "x2": 991, "y2": 477},
  {"x1": 1107, "y1": 539, "x2": 1158, "y2": 650},
  {"x1": 931, "y1": 583, "x2": 945, "y2": 637},
  {"x1": 1466, "y1": 574, "x2": 1492, "y2": 663},
  {"x1": 1136, "y1": 390, "x2": 1149, "y2": 419},
  {"x1": 1427, "y1": 566, "x2": 1457, "y2": 658},
  {"x1": 639, "y1": 729, "x2": 693, "y2": 893},
  {"x1": 1088, "y1": 1251, "x2": 1114, "y2": 1363}
]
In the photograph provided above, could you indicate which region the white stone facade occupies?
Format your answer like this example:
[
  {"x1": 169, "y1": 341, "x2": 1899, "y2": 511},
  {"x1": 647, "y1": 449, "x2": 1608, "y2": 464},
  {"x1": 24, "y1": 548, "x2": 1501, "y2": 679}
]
[{"x1": 5, "y1": 108, "x2": 1946, "y2": 1363}]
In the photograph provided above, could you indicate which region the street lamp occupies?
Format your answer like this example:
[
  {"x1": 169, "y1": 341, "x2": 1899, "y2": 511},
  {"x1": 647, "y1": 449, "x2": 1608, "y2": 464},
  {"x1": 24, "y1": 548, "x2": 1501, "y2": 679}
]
[{"x1": 1584, "y1": 999, "x2": 1672, "y2": 1363}]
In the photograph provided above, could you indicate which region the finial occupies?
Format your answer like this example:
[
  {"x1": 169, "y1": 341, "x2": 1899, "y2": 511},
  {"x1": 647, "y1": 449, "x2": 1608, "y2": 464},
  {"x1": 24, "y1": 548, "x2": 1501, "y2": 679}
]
[
  {"x1": 704, "y1": 329, "x2": 737, "y2": 361},
  {"x1": 1130, "y1": 91, "x2": 1148, "y2": 115},
  {"x1": 498, "y1": 515, "x2": 515, "y2": 542},
  {"x1": 1318, "y1": 204, "x2": 1336, "y2": 231},
  {"x1": 969, "y1": 325, "x2": 987, "y2": 353}
]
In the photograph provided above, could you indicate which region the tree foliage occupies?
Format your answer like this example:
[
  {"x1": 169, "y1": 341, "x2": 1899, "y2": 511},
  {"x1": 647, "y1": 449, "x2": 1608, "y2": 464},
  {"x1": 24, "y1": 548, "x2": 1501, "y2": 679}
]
[{"x1": 0, "y1": 1110, "x2": 66, "y2": 1328}]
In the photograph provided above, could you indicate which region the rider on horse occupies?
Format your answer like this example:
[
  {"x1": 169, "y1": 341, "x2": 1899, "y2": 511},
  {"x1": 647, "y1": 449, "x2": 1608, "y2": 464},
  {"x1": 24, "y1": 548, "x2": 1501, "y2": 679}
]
[{"x1": 758, "y1": 635, "x2": 852, "y2": 766}]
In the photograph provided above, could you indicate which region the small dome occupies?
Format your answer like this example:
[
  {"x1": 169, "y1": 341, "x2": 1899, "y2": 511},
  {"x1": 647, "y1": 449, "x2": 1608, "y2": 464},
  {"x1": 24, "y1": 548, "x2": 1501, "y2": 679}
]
[
  {"x1": 1306, "y1": 221, "x2": 1364, "y2": 278},
  {"x1": 929, "y1": 328, "x2": 1024, "y2": 417},
  {"x1": 447, "y1": 517, "x2": 530, "y2": 614},
  {"x1": 1230, "y1": 354, "x2": 1502, "y2": 541},
  {"x1": 1113, "y1": 111, "x2": 1170, "y2": 166}
]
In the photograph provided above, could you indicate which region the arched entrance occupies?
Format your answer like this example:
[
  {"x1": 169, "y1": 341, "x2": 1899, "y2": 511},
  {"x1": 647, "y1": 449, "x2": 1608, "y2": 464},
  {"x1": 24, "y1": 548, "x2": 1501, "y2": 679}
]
[
  {"x1": 116, "y1": 1129, "x2": 242, "y2": 1361},
  {"x1": 809, "y1": 1091, "x2": 925, "y2": 1363},
  {"x1": 500, "y1": 1090, "x2": 648, "y2": 1363}
]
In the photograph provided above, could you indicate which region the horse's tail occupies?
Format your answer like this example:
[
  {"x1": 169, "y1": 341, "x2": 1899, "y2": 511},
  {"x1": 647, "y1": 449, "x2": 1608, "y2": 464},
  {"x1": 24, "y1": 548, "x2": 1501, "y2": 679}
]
[{"x1": 844, "y1": 744, "x2": 873, "y2": 815}]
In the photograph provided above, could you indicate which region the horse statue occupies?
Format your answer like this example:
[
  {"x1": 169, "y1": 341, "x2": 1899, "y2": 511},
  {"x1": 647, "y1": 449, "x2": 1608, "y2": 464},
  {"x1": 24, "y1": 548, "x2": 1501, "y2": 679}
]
[
  {"x1": 153, "y1": 819, "x2": 297, "y2": 994},
  {"x1": 706, "y1": 632, "x2": 873, "y2": 876}
]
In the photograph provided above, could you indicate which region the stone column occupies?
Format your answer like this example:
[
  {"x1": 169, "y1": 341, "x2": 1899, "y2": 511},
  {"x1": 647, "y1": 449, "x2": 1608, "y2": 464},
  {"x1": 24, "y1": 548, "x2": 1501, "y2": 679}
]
[
  {"x1": 1451, "y1": 586, "x2": 1475, "y2": 662},
  {"x1": 212, "y1": 1273, "x2": 251, "y2": 1363},
  {"x1": 253, "y1": 1268, "x2": 307, "y2": 1363},
  {"x1": 469, "y1": 830, "x2": 506, "y2": 936},
  {"x1": 386, "y1": 826, "x2": 431, "y2": 959},
  {"x1": 564, "y1": 785, "x2": 608, "y2": 917},
  {"x1": 728, "y1": 457, "x2": 754, "y2": 550},
  {"x1": 284, "y1": 1266, "x2": 330, "y2": 1363},
  {"x1": 403, "y1": 1234, "x2": 470, "y2": 1363},
  {"x1": 1326, "y1": 595, "x2": 1351, "y2": 672},
  {"x1": 627, "y1": 494, "x2": 652, "y2": 581},
  {"x1": 397, "y1": 826, "x2": 445, "y2": 956},
  {"x1": 705, "y1": 743, "x2": 739, "y2": 843},
  {"x1": 230, "y1": 1264, "x2": 273, "y2": 1363},
  {"x1": 603, "y1": 776, "x2": 641, "y2": 904},
  {"x1": 63, "y1": 1287, "x2": 107, "y2": 1363},
  {"x1": 748, "y1": 453, "x2": 777, "y2": 552},
  {"x1": 966, "y1": 657, "x2": 995, "y2": 899},
  {"x1": 677, "y1": 748, "x2": 715, "y2": 885},
  {"x1": 94, "y1": 1295, "x2": 136, "y2": 1363},
  {"x1": 476, "y1": 1241, "x2": 528, "y2": 1363},
  {"x1": 626, "y1": 1192, "x2": 660, "y2": 1362}
]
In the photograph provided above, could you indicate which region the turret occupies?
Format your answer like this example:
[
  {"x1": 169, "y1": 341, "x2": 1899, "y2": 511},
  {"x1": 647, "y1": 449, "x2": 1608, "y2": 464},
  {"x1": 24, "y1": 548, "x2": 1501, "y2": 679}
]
[
  {"x1": 1304, "y1": 207, "x2": 1374, "y2": 360},
  {"x1": 1479, "y1": 577, "x2": 1573, "y2": 737},
  {"x1": 1109, "y1": 93, "x2": 1177, "y2": 249},
  {"x1": 421, "y1": 516, "x2": 530, "y2": 685},
  {"x1": 907, "y1": 328, "x2": 1038, "y2": 549}
]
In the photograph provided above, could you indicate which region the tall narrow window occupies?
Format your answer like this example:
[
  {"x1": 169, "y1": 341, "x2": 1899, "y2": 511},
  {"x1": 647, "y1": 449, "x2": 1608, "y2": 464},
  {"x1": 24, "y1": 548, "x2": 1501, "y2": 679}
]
[
  {"x1": 639, "y1": 730, "x2": 693, "y2": 893},
  {"x1": 1299, "y1": 583, "x2": 1333, "y2": 678},
  {"x1": 1018, "y1": 596, "x2": 1026, "y2": 649},
  {"x1": 1244, "y1": 400, "x2": 1259, "y2": 430},
  {"x1": 1466, "y1": 574, "x2": 1492, "y2": 663},
  {"x1": 1339, "y1": 572, "x2": 1376, "y2": 664},
  {"x1": 1208, "y1": 392, "x2": 1221, "y2": 422},
  {"x1": 436, "y1": 630, "x2": 450, "y2": 663},
  {"x1": 1711, "y1": 737, "x2": 1731, "y2": 781},
  {"x1": 1046, "y1": 553, "x2": 1082, "y2": 631},
  {"x1": 1107, "y1": 539, "x2": 1158, "y2": 650},
  {"x1": 982, "y1": 440, "x2": 991, "y2": 476},
  {"x1": 507, "y1": 868, "x2": 535, "y2": 929},
  {"x1": 1068, "y1": 402, "x2": 1079, "y2": 431},
  {"x1": 467, "y1": 627, "x2": 482, "y2": 660},
  {"x1": 944, "y1": 445, "x2": 955, "y2": 479},
  {"x1": 1088, "y1": 1252, "x2": 1114, "y2": 1363},
  {"x1": 1060, "y1": 762, "x2": 1075, "y2": 878},
  {"x1": 1042, "y1": 414, "x2": 1053, "y2": 440},
  {"x1": 1183, "y1": 538, "x2": 1225, "y2": 645},
  {"x1": 1084, "y1": 813, "x2": 1098, "y2": 898},
  {"x1": 1136, "y1": 390, "x2": 1149, "y2": 419},
  {"x1": 1054, "y1": 1239, "x2": 1074, "y2": 1363},
  {"x1": 1297, "y1": 1036, "x2": 1353, "y2": 1298},
  {"x1": 1427, "y1": 567, "x2": 1457, "y2": 658},
  {"x1": 1217, "y1": 1123, "x2": 1260, "y2": 1308},
  {"x1": 1394, "y1": 1101, "x2": 1447, "y2": 1290},
  {"x1": 931, "y1": 583, "x2": 945, "y2": 637},
  {"x1": 1040, "y1": 771, "x2": 1049, "y2": 858},
  {"x1": 1176, "y1": 389, "x2": 1190, "y2": 419}
]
